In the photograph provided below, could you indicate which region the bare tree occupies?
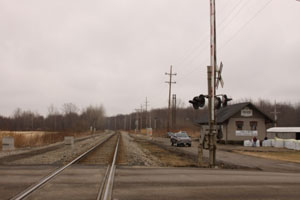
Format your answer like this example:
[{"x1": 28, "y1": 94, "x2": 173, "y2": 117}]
[
  {"x1": 81, "y1": 105, "x2": 105, "y2": 130},
  {"x1": 62, "y1": 103, "x2": 79, "y2": 115}
]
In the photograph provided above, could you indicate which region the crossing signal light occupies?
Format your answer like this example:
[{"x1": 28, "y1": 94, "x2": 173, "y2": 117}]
[
  {"x1": 215, "y1": 95, "x2": 232, "y2": 109},
  {"x1": 189, "y1": 94, "x2": 206, "y2": 109},
  {"x1": 222, "y1": 95, "x2": 232, "y2": 107},
  {"x1": 189, "y1": 94, "x2": 232, "y2": 110},
  {"x1": 215, "y1": 96, "x2": 222, "y2": 109}
]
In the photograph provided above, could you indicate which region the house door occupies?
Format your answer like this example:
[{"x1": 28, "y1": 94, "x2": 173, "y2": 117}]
[{"x1": 296, "y1": 133, "x2": 300, "y2": 140}]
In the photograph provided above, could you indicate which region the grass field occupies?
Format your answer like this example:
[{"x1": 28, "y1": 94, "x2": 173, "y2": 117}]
[{"x1": 236, "y1": 151, "x2": 300, "y2": 163}]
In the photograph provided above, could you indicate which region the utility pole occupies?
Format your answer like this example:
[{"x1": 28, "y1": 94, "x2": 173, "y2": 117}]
[
  {"x1": 208, "y1": 0, "x2": 217, "y2": 167},
  {"x1": 271, "y1": 100, "x2": 280, "y2": 127},
  {"x1": 135, "y1": 109, "x2": 140, "y2": 132},
  {"x1": 172, "y1": 94, "x2": 177, "y2": 130},
  {"x1": 145, "y1": 97, "x2": 149, "y2": 128},
  {"x1": 140, "y1": 105, "x2": 143, "y2": 129},
  {"x1": 165, "y1": 65, "x2": 177, "y2": 132},
  {"x1": 149, "y1": 110, "x2": 152, "y2": 128}
]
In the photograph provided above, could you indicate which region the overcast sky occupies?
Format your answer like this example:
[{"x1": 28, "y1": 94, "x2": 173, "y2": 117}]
[{"x1": 0, "y1": 0, "x2": 299, "y2": 117}]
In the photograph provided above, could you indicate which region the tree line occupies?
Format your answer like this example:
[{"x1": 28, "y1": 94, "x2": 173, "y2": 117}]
[
  {"x1": 1, "y1": 99, "x2": 299, "y2": 132},
  {"x1": 0, "y1": 103, "x2": 105, "y2": 132},
  {"x1": 106, "y1": 99, "x2": 300, "y2": 131}
]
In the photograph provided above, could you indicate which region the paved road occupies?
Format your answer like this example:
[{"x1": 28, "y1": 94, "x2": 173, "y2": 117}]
[
  {"x1": 0, "y1": 165, "x2": 107, "y2": 200},
  {"x1": 113, "y1": 167, "x2": 300, "y2": 200},
  {"x1": 25, "y1": 165, "x2": 107, "y2": 200},
  {"x1": 152, "y1": 137, "x2": 300, "y2": 172},
  {"x1": 0, "y1": 165, "x2": 56, "y2": 200},
  {"x1": 2, "y1": 165, "x2": 300, "y2": 200}
]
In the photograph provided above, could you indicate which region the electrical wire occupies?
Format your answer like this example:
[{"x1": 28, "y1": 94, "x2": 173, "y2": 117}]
[
  {"x1": 176, "y1": 0, "x2": 274, "y2": 83},
  {"x1": 172, "y1": 0, "x2": 245, "y2": 70},
  {"x1": 219, "y1": 0, "x2": 274, "y2": 49},
  {"x1": 130, "y1": 0, "x2": 274, "y2": 113}
]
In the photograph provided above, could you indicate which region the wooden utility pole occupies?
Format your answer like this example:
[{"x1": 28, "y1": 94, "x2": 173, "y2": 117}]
[
  {"x1": 140, "y1": 105, "x2": 143, "y2": 129},
  {"x1": 149, "y1": 110, "x2": 152, "y2": 128},
  {"x1": 145, "y1": 97, "x2": 149, "y2": 128},
  {"x1": 208, "y1": 0, "x2": 217, "y2": 167},
  {"x1": 271, "y1": 100, "x2": 280, "y2": 127},
  {"x1": 135, "y1": 109, "x2": 140, "y2": 132},
  {"x1": 165, "y1": 65, "x2": 177, "y2": 132}
]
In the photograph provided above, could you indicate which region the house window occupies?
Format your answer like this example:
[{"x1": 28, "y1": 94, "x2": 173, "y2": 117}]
[
  {"x1": 236, "y1": 121, "x2": 243, "y2": 130},
  {"x1": 250, "y1": 121, "x2": 257, "y2": 130}
]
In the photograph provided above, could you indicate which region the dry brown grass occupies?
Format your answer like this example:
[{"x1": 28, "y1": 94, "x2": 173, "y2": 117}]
[
  {"x1": 236, "y1": 151, "x2": 300, "y2": 163},
  {"x1": 129, "y1": 128, "x2": 200, "y2": 138},
  {"x1": 0, "y1": 131, "x2": 96, "y2": 149}
]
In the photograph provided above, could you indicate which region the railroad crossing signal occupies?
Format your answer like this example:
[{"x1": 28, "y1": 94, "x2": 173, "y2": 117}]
[
  {"x1": 222, "y1": 94, "x2": 232, "y2": 107},
  {"x1": 189, "y1": 94, "x2": 232, "y2": 110},
  {"x1": 215, "y1": 96, "x2": 222, "y2": 109},
  {"x1": 216, "y1": 62, "x2": 224, "y2": 89},
  {"x1": 189, "y1": 94, "x2": 206, "y2": 109}
]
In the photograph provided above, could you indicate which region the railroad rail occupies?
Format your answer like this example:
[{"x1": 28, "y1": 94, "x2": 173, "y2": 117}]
[
  {"x1": 11, "y1": 131, "x2": 120, "y2": 200},
  {"x1": 99, "y1": 134, "x2": 120, "y2": 200}
]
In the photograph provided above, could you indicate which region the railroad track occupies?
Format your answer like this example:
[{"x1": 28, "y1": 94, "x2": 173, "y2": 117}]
[{"x1": 11, "y1": 131, "x2": 120, "y2": 200}]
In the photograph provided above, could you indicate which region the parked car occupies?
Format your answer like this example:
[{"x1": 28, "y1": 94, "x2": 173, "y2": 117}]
[
  {"x1": 167, "y1": 132, "x2": 174, "y2": 138},
  {"x1": 170, "y1": 131, "x2": 192, "y2": 147}
]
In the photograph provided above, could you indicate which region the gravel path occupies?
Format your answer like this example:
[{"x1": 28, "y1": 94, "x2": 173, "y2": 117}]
[
  {"x1": 120, "y1": 131, "x2": 162, "y2": 166},
  {"x1": 1, "y1": 132, "x2": 113, "y2": 165}
]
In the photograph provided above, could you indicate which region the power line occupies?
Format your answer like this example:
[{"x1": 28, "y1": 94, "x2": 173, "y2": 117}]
[
  {"x1": 218, "y1": 0, "x2": 251, "y2": 33},
  {"x1": 220, "y1": 0, "x2": 274, "y2": 49},
  {"x1": 171, "y1": 1, "x2": 249, "y2": 84},
  {"x1": 177, "y1": 1, "x2": 253, "y2": 81},
  {"x1": 175, "y1": 0, "x2": 274, "y2": 84},
  {"x1": 173, "y1": 0, "x2": 246, "y2": 70},
  {"x1": 129, "y1": 0, "x2": 274, "y2": 114}
]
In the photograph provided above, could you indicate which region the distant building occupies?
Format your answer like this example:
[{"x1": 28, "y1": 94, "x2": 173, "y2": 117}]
[
  {"x1": 197, "y1": 102, "x2": 274, "y2": 143},
  {"x1": 267, "y1": 127, "x2": 300, "y2": 140}
]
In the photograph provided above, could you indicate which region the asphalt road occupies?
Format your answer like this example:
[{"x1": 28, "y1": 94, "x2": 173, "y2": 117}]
[
  {"x1": 0, "y1": 165, "x2": 56, "y2": 200},
  {"x1": 24, "y1": 165, "x2": 107, "y2": 200},
  {"x1": 113, "y1": 167, "x2": 300, "y2": 200},
  {"x1": 1, "y1": 134, "x2": 300, "y2": 200},
  {"x1": 0, "y1": 165, "x2": 107, "y2": 200},
  {"x1": 2, "y1": 165, "x2": 300, "y2": 200}
]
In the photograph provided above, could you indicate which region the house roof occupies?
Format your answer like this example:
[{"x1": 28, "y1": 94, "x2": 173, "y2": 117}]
[
  {"x1": 267, "y1": 127, "x2": 300, "y2": 133},
  {"x1": 196, "y1": 102, "x2": 274, "y2": 125}
]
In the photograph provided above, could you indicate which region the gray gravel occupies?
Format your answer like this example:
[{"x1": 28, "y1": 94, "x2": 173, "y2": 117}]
[
  {"x1": 1, "y1": 133, "x2": 113, "y2": 165},
  {"x1": 121, "y1": 131, "x2": 162, "y2": 166}
]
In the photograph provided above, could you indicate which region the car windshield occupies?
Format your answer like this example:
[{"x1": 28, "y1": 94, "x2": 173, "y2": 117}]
[{"x1": 176, "y1": 132, "x2": 188, "y2": 137}]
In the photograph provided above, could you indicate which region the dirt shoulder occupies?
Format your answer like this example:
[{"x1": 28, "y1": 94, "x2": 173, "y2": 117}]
[
  {"x1": 150, "y1": 135, "x2": 300, "y2": 172},
  {"x1": 127, "y1": 133, "x2": 250, "y2": 169},
  {"x1": 235, "y1": 151, "x2": 300, "y2": 164}
]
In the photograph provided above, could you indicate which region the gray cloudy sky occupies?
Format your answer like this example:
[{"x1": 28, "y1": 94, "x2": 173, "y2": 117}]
[{"x1": 0, "y1": 0, "x2": 299, "y2": 117}]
